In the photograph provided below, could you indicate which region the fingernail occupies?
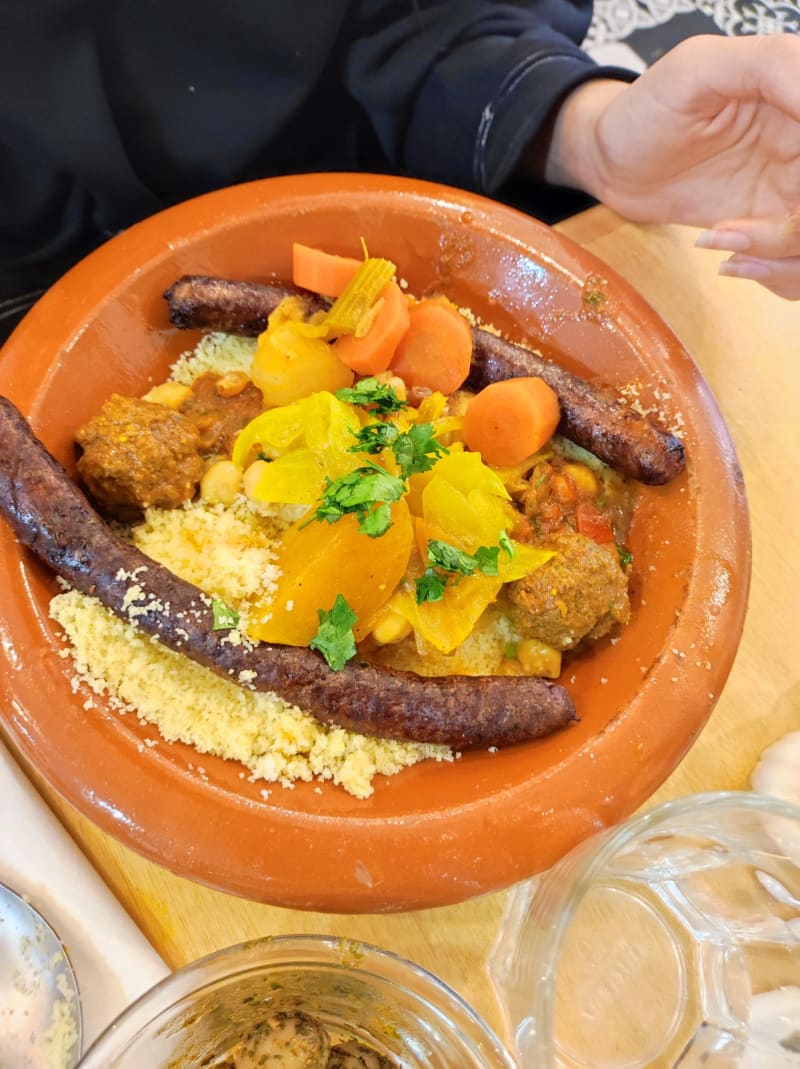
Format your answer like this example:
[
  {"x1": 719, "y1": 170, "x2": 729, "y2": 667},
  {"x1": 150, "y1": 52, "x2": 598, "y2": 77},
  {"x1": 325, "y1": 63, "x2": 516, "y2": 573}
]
[
  {"x1": 695, "y1": 229, "x2": 752, "y2": 252},
  {"x1": 718, "y1": 259, "x2": 771, "y2": 280}
]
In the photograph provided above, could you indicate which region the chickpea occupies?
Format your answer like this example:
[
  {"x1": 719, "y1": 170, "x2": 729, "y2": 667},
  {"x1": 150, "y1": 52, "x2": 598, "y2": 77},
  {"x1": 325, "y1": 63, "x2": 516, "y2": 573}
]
[
  {"x1": 517, "y1": 639, "x2": 562, "y2": 679},
  {"x1": 141, "y1": 382, "x2": 192, "y2": 409},
  {"x1": 373, "y1": 370, "x2": 407, "y2": 401},
  {"x1": 200, "y1": 460, "x2": 243, "y2": 505},
  {"x1": 371, "y1": 609, "x2": 412, "y2": 645},
  {"x1": 243, "y1": 459, "x2": 271, "y2": 502},
  {"x1": 562, "y1": 462, "x2": 598, "y2": 497},
  {"x1": 215, "y1": 370, "x2": 251, "y2": 398}
]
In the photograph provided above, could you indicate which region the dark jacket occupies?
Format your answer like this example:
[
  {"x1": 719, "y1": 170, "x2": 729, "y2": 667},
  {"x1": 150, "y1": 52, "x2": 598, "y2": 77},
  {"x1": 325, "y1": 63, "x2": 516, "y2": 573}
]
[{"x1": 0, "y1": 0, "x2": 633, "y2": 337}]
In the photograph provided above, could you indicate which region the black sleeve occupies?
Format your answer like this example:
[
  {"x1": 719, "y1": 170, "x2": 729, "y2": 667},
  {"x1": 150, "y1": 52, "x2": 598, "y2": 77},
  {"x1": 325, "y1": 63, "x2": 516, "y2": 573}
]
[
  {"x1": 0, "y1": 125, "x2": 102, "y2": 340},
  {"x1": 346, "y1": 0, "x2": 636, "y2": 193},
  {"x1": 0, "y1": 1, "x2": 638, "y2": 343}
]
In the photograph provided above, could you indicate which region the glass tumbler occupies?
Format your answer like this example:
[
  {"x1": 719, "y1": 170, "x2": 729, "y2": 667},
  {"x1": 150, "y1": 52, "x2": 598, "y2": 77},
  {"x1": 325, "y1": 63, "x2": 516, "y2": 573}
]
[{"x1": 487, "y1": 791, "x2": 800, "y2": 1068}]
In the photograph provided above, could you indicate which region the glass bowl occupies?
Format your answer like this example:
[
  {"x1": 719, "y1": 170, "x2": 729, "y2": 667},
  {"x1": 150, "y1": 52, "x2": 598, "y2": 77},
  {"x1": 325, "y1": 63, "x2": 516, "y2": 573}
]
[{"x1": 76, "y1": 933, "x2": 515, "y2": 1068}]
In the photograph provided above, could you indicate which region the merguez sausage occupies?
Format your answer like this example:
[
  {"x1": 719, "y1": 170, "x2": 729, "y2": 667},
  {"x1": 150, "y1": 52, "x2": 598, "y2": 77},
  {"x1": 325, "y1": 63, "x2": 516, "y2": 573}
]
[
  {"x1": 164, "y1": 274, "x2": 685, "y2": 485},
  {"x1": 163, "y1": 274, "x2": 325, "y2": 336},
  {"x1": 0, "y1": 396, "x2": 577, "y2": 750}
]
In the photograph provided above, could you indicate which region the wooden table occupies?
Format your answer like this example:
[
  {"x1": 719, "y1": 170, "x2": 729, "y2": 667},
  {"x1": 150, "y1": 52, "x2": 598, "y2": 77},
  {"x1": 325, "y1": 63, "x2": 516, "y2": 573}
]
[{"x1": 15, "y1": 206, "x2": 800, "y2": 1044}]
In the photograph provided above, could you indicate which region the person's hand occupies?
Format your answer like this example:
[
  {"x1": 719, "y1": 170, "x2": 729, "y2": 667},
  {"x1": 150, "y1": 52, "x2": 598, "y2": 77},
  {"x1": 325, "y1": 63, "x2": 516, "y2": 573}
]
[
  {"x1": 542, "y1": 34, "x2": 800, "y2": 299},
  {"x1": 693, "y1": 210, "x2": 800, "y2": 300}
]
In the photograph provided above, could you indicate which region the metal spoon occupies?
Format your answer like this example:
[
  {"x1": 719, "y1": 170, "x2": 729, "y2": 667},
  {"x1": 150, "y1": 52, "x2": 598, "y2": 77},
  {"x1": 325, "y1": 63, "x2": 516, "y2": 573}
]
[{"x1": 0, "y1": 881, "x2": 82, "y2": 1068}]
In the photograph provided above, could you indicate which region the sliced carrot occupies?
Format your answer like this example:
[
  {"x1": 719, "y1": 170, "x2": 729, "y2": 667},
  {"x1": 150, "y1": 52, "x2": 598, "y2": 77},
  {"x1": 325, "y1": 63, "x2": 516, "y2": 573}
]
[
  {"x1": 332, "y1": 281, "x2": 410, "y2": 375},
  {"x1": 292, "y1": 243, "x2": 362, "y2": 297},
  {"x1": 389, "y1": 298, "x2": 473, "y2": 395},
  {"x1": 462, "y1": 376, "x2": 560, "y2": 468}
]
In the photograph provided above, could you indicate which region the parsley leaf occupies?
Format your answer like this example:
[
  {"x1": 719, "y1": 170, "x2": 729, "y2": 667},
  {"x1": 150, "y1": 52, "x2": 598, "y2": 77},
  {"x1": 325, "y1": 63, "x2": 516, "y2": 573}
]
[
  {"x1": 414, "y1": 538, "x2": 503, "y2": 603},
  {"x1": 348, "y1": 421, "x2": 399, "y2": 454},
  {"x1": 211, "y1": 598, "x2": 240, "y2": 631},
  {"x1": 472, "y1": 545, "x2": 500, "y2": 576},
  {"x1": 359, "y1": 501, "x2": 393, "y2": 538},
  {"x1": 499, "y1": 529, "x2": 515, "y2": 560},
  {"x1": 336, "y1": 377, "x2": 409, "y2": 414},
  {"x1": 427, "y1": 540, "x2": 479, "y2": 575},
  {"x1": 310, "y1": 594, "x2": 358, "y2": 671},
  {"x1": 391, "y1": 422, "x2": 448, "y2": 478},
  {"x1": 308, "y1": 460, "x2": 405, "y2": 537},
  {"x1": 416, "y1": 572, "x2": 447, "y2": 603},
  {"x1": 349, "y1": 418, "x2": 448, "y2": 481}
]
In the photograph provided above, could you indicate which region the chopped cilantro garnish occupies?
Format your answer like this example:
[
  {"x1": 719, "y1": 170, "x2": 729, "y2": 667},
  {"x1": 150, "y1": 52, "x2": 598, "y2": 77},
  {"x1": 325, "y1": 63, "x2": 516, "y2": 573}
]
[
  {"x1": 414, "y1": 538, "x2": 503, "y2": 603},
  {"x1": 391, "y1": 422, "x2": 448, "y2": 478},
  {"x1": 308, "y1": 460, "x2": 405, "y2": 537},
  {"x1": 336, "y1": 377, "x2": 409, "y2": 414},
  {"x1": 211, "y1": 598, "x2": 239, "y2": 631},
  {"x1": 349, "y1": 418, "x2": 448, "y2": 478},
  {"x1": 310, "y1": 593, "x2": 358, "y2": 671},
  {"x1": 618, "y1": 545, "x2": 634, "y2": 568},
  {"x1": 348, "y1": 421, "x2": 399, "y2": 454},
  {"x1": 499, "y1": 529, "x2": 515, "y2": 560},
  {"x1": 472, "y1": 544, "x2": 500, "y2": 576},
  {"x1": 359, "y1": 501, "x2": 393, "y2": 538},
  {"x1": 428, "y1": 540, "x2": 480, "y2": 575},
  {"x1": 416, "y1": 571, "x2": 448, "y2": 603}
]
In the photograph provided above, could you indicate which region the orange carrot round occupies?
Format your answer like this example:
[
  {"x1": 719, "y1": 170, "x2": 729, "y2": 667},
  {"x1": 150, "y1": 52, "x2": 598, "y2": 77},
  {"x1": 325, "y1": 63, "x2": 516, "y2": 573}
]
[
  {"x1": 292, "y1": 243, "x2": 362, "y2": 297},
  {"x1": 333, "y1": 280, "x2": 410, "y2": 375},
  {"x1": 462, "y1": 377, "x2": 561, "y2": 467},
  {"x1": 389, "y1": 298, "x2": 473, "y2": 395}
]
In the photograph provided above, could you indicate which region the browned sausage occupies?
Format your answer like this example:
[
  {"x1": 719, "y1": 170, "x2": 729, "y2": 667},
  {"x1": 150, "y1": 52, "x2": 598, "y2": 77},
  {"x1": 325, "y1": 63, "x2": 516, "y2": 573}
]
[
  {"x1": 0, "y1": 396, "x2": 576, "y2": 749},
  {"x1": 163, "y1": 274, "x2": 685, "y2": 485},
  {"x1": 164, "y1": 274, "x2": 325, "y2": 335}
]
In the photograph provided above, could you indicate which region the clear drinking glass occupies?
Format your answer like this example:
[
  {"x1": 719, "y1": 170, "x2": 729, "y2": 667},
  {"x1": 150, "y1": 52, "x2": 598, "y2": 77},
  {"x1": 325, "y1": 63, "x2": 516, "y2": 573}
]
[
  {"x1": 76, "y1": 933, "x2": 515, "y2": 1068},
  {"x1": 487, "y1": 791, "x2": 800, "y2": 1068}
]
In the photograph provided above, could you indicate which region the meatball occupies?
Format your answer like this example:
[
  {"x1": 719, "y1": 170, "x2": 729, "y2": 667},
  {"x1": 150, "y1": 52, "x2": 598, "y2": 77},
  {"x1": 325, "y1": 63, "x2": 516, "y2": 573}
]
[
  {"x1": 179, "y1": 371, "x2": 264, "y2": 457},
  {"x1": 76, "y1": 394, "x2": 205, "y2": 518},
  {"x1": 506, "y1": 531, "x2": 630, "y2": 650}
]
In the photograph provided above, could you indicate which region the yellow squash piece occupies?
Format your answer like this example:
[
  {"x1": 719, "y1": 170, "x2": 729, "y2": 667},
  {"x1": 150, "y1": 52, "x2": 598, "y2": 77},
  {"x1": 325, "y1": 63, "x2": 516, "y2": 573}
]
[
  {"x1": 251, "y1": 298, "x2": 354, "y2": 406},
  {"x1": 418, "y1": 449, "x2": 516, "y2": 548},
  {"x1": 390, "y1": 573, "x2": 504, "y2": 653},
  {"x1": 249, "y1": 498, "x2": 414, "y2": 646},
  {"x1": 233, "y1": 392, "x2": 364, "y2": 506},
  {"x1": 243, "y1": 451, "x2": 325, "y2": 505}
]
